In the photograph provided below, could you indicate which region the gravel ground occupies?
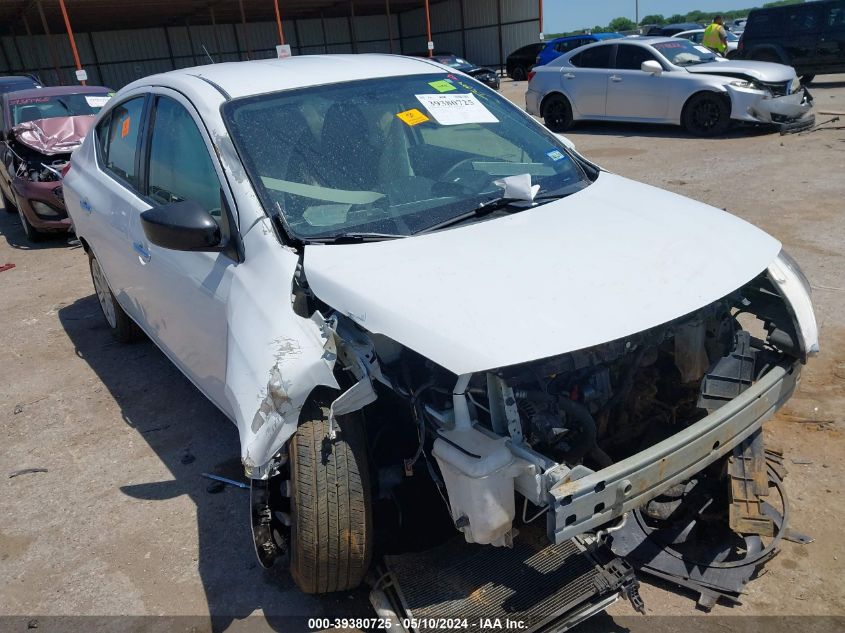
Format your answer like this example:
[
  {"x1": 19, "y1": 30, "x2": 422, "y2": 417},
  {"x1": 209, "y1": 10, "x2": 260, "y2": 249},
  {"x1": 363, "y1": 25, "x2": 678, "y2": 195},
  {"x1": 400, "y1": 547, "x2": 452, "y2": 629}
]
[{"x1": 1, "y1": 75, "x2": 844, "y2": 632}]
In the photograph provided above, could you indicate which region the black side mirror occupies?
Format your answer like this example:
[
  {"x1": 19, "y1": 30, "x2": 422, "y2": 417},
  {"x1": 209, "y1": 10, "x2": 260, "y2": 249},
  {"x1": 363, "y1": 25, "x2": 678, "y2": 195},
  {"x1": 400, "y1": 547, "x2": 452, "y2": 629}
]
[{"x1": 140, "y1": 200, "x2": 222, "y2": 252}]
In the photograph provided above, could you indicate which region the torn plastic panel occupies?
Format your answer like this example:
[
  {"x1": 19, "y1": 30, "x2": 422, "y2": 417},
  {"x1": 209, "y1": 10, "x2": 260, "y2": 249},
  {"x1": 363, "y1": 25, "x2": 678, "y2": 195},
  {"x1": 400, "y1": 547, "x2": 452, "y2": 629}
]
[{"x1": 726, "y1": 84, "x2": 813, "y2": 125}]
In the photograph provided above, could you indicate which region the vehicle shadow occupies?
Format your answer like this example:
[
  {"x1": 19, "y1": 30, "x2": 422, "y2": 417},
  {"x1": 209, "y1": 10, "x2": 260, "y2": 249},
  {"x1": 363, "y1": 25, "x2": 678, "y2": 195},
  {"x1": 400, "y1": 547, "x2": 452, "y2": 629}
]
[
  {"x1": 57, "y1": 295, "x2": 373, "y2": 632},
  {"x1": 565, "y1": 120, "x2": 774, "y2": 140},
  {"x1": 0, "y1": 201, "x2": 75, "y2": 251}
]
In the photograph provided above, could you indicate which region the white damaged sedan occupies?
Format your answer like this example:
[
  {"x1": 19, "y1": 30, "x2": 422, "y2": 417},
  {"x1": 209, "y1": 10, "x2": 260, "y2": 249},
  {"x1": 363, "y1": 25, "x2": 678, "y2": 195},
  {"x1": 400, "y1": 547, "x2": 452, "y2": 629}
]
[
  {"x1": 526, "y1": 37, "x2": 814, "y2": 135},
  {"x1": 65, "y1": 55, "x2": 817, "y2": 599}
]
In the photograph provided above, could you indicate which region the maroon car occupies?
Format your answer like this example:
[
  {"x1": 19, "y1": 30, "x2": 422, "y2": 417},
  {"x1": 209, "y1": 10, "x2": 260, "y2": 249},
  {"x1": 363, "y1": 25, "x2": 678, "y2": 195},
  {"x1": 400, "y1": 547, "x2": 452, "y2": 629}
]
[{"x1": 1, "y1": 85, "x2": 111, "y2": 241}]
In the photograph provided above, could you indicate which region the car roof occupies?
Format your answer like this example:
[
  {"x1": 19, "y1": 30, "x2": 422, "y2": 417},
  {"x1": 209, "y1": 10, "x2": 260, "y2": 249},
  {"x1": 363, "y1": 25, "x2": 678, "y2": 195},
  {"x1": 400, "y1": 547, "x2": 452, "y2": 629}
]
[
  {"x1": 3, "y1": 85, "x2": 111, "y2": 103},
  {"x1": 551, "y1": 32, "x2": 621, "y2": 44},
  {"x1": 123, "y1": 55, "x2": 444, "y2": 101}
]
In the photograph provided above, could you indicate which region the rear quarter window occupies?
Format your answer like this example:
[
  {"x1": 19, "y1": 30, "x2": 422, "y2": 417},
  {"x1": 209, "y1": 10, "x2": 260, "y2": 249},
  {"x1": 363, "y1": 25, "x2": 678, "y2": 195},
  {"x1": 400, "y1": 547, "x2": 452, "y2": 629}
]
[{"x1": 747, "y1": 12, "x2": 783, "y2": 37}]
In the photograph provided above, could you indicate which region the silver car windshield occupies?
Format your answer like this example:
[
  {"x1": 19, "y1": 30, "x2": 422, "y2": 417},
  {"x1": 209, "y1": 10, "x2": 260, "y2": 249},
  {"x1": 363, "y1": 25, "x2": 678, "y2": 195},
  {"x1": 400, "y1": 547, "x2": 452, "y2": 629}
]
[
  {"x1": 223, "y1": 73, "x2": 589, "y2": 241},
  {"x1": 652, "y1": 39, "x2": 717, "y2": 66}
]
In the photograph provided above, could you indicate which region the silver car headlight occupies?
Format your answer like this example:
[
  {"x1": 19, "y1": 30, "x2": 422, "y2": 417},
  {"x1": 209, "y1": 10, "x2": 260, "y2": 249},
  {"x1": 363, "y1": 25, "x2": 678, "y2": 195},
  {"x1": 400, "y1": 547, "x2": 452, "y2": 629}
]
[
  {"x1": 767, "y1": 249, "x2": 819, "y2": 360},
  {"x1": 729, "y1": 79, "x2": 762, "y2": 91},
  {"x1": 789, "y1": 76, "x2": 801, "y2": 94}
]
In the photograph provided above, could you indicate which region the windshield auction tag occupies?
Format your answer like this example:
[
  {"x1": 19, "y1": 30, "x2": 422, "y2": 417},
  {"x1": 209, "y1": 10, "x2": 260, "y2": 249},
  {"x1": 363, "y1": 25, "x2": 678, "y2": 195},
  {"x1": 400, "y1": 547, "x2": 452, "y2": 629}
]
[
  {"x1": 85, "y1": 95, "x2": 111, "y2": 107},
  {"x1": 428, "y1": 79, "x2": 456, "y2": 93},
  {"x1": 396, "y1": 108, "x2": 430, "y2": 126},
  {"x1": 415, "y1": 93, "x2": 499, "y2": 126},
  {"x1": 694, "y1": 45, "x2": 713, "y2": 55}
]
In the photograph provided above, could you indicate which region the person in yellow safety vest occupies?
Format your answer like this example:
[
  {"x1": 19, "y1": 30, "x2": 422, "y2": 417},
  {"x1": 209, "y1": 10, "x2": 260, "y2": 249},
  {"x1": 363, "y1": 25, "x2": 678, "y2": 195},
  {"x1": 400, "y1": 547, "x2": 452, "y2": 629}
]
[{"x1": 703, "y1": 15, "x2": 728, "y2": 55}]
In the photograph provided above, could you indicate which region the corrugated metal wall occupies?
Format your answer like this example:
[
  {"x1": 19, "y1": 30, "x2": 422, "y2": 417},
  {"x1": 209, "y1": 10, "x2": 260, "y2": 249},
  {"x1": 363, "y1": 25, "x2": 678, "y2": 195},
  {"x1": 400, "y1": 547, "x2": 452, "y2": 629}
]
[{"x1": 0, "y1": 0, "x2": 539, "y2": 89}]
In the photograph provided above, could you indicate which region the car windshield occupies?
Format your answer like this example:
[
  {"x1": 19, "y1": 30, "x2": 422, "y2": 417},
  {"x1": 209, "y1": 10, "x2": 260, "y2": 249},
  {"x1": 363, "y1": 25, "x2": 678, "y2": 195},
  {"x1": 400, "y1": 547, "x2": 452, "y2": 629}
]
[
  {"x1": 652, "y1": 39, "x2": 717, "y2": 66},
  {"x1": 10, "y1": 92, "x2": 111, "y2": 125},
  {"x1": 435, "y1": 56, "x2": 474, "y2": 71},
  {"x1": 223, "y1": 73, "x2": 589, "y2": 241}
]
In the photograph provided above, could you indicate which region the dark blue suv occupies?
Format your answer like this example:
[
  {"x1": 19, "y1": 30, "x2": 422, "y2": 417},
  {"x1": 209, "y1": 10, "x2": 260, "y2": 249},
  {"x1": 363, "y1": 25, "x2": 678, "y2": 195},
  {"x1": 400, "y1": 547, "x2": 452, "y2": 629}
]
[{"x1": 535, "y1": 33, "x2": 624, "y2": 67}]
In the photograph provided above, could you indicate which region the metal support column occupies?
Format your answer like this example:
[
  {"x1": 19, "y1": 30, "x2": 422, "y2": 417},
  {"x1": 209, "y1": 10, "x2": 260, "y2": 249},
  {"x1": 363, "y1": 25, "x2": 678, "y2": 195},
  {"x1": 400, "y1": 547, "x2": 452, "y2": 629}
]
[
  {"x1": 349, "y1": 0, "x2": 358, "y2": 54},
  {"x1": 424, "y1": 0, "x2": 433, "y2": 56},
  {"x1": 87, "y1": 32, "x2": 104, "y2": 83},
  {"x1": 36, "y1": 0, "x2": 63, "y2": 85},
  {"x1": 496, "y1": 0, "x2": 503, "y2": 74},
  {"x1": 239, "y1": 0, "x2": 252, "y2": 59},
  {"x1": 385, "y1": 0, "x2": 394, "y2": 53},
  {"x1": 539, "y1": 0, "x2": 544, "y2": 40},
  {"x1": 459, "y1": 0, "x2": 467, "y2": 58},
  {"x1": 274, "y1": 0, "x2": 286, "y2": 45},
  {"x1": 58, "y1": 0, "x2": 85, "y2": 84}
]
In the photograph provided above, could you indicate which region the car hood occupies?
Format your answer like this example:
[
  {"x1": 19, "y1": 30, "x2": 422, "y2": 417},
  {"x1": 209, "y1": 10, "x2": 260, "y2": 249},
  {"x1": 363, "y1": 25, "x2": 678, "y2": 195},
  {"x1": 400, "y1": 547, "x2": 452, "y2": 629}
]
[
  {"x1": 303, "y1": 173, "x2": 781, "y2": 375},
  {"x1": 11, "y1": 115, "x2": 95, "y2": 156},
  {"x1": 466, "y1": 66, "x2": 495, "y2": 77},
  {"x1": 686, "y1": 60, "x2": 796, "y2": 83}
]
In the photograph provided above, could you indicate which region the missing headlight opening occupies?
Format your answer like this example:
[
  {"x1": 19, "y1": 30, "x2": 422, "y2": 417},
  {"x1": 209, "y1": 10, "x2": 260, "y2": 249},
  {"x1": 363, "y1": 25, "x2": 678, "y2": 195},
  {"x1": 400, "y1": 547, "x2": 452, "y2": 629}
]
[{"x1": 255, "y1": 263, "x2": 810, "y2": 608}]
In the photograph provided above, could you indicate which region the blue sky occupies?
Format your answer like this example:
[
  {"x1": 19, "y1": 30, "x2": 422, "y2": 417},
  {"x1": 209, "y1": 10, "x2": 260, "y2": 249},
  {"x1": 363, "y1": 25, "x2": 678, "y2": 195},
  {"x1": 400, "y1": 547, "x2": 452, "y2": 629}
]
[{"x1": 545, "y1": 0, "x2": 765, "y2": 32}]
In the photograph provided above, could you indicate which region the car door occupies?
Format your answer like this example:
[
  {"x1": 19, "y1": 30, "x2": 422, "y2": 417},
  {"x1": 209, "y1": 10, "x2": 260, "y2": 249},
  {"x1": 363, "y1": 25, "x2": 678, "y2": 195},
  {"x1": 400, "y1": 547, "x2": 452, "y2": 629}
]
[
  {"x1": 563, "y1": 45, "x2": 613, "y2": 117},
  {"x1": 606, "y1": 43, "x2": 671, "y2": 120},
  {"x1": 125, "y1": 91, "x2": 236, "y2": 413},
  {"x1": 0, "y1": 101, "x2": 14, "y2": 204},
  {"x1": 781, "y1": 3, "x2": 824, "y2": 71},
  {"x1": 83, "y1": 95, "x2": 150, "y2": 317},
  {"x1": 816, "y1": 1, "x2": 845, "y2": 72}
]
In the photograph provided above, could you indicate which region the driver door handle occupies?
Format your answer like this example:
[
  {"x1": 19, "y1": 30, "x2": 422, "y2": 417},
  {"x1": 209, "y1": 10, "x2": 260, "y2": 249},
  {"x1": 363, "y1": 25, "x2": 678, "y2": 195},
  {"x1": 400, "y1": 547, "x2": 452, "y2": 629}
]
[
  {"x1": 133, "y1": 241, "x2": 151, "y2": 264},
  {"x1": 610, "y1": 75, "x2": 623, "y2": 82},
  {"x1": 563, "y1": 72, "x2": 576, "y2": 79}
]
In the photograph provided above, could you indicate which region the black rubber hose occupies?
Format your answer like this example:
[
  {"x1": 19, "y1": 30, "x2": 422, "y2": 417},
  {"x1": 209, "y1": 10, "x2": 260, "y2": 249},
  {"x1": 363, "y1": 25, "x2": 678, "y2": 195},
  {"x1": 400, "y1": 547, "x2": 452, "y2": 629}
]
[{"x1": 557, "y1": 397, "x2": 598, "y2": 464}]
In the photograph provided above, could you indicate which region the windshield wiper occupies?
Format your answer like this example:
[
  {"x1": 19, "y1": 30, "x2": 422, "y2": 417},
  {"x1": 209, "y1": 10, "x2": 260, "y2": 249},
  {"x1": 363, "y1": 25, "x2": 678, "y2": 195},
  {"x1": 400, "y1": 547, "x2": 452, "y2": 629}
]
[
  {"x1": 417, "y1": 196, "x2": 530, "y2": 235},
  {"x1": 417, "y1": 186, "x2": 584, "y2": 235},
  {"x1": 308, "y1": 232, "x2": 407, "y2": 244}
]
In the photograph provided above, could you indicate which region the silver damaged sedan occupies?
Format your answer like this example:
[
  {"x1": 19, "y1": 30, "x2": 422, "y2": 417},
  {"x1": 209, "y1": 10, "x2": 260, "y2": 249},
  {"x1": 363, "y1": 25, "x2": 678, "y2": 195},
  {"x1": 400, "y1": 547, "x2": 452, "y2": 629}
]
[{"x1": 526, "y1": 37, "x2": 814, "y2": 136}]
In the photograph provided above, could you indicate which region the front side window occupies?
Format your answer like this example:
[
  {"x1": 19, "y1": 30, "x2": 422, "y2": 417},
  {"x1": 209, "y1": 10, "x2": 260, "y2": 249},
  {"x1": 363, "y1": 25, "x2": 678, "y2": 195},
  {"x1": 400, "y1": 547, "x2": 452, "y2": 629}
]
[
  {"x1": 104, "y1": 96, "x2": 145, "y2": 189},
  {"x1": 146, "y1": 96, "x2": 221, "y2": 220},
  {"x1": 223, "y1": 74, "x2": 589, "y2": 241},
  {"x1": 615, "y1": 44, "x2": 659, "y2": 70},
  {"x1": 570, "y1": 45, "x2": 613, "y2": 68}
]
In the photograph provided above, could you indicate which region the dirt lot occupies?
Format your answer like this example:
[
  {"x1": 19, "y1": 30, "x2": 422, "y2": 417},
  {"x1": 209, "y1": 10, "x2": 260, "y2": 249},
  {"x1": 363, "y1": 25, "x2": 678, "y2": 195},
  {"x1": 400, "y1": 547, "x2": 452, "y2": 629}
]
[{"x1": 1, "y1": 76, "x2": 844, "y2": 632}]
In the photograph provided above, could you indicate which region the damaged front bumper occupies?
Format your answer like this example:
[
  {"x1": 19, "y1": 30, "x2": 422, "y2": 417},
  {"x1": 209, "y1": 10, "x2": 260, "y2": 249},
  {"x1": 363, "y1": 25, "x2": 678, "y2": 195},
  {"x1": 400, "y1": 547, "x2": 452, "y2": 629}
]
[
  {"x1": 546, "y1": 359, "x2": 799, "y2": 544},
  {"x1": 727, "y1": 85, "x2": 814, "y2": 129},
  {"x1": 14, "y1": 177, "x2": 70, "y2": 231}
]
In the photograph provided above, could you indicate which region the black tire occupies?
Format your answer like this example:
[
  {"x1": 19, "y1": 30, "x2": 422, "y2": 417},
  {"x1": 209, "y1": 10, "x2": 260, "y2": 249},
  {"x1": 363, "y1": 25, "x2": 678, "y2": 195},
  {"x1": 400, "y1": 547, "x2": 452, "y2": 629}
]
[
  {"x1": 88, "y1": 253, "x2": 141, "y2": 343},
  {"x1": 17, "y1": 204, "x2": 42, "y2": 242},
  {"x1": 511, "y1": 66, "x2": 527, "y2": 82},
  {"x1": 289, "y1": 405, "x2": 372, "y2": 594},
  {"x1": 1, "y1": 188, "x2": 16, "y2": 213},
  {"x1": 682, "y1": 92, "x2": 731, "y2": 137},
  {"x1": 801, "y1": 74, "x2": 815, "y2": 85},
  {"x1": 542, "y1": 94, "x2": 573, "y2": 132}
]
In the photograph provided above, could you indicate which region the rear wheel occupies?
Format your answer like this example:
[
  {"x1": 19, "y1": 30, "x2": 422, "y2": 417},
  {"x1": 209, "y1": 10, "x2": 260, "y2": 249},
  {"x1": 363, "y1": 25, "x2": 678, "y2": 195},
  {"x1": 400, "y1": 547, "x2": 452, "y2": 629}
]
[
  {"x1": 542, "y1": 94, "x2": 573, "y2": 132},
  {"x1": 682, "y1": 92, "x2": 731, "y2": 137},
  {"x1": 89, "y1": 253, "x2": 141, "y2": 343},
  {"x1": 289, "y1": 403, "x2": 372, "y2": 594},
  {"x1": 511, "y1": 66, "x2": 527, "y2": 81}
]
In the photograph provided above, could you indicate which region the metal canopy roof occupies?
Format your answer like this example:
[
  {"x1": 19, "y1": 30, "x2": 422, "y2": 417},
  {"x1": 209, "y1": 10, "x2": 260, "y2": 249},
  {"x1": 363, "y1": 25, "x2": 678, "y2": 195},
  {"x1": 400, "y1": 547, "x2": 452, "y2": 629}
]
[{"x1": 1, "y1": 1, "x2": 431, "y2": 34}]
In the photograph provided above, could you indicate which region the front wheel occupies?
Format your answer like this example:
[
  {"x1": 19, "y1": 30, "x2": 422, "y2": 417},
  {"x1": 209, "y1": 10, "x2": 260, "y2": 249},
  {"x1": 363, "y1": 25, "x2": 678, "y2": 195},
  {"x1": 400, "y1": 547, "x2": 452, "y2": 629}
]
[
  {"x1": 89, "y1": 253, "x2": 141, "y2": 343},
  {"x1": 289, "y1": 403, "x2": 372, "y2": 593},
  {"x1": 801, "y1": 74, "x2": 815, "y2": 85},
  {"x1": 682, "y1": 92, "x2": 731, "y2": 137},
  {"x1": 17, "y1": 205, "x2": 42, "y2": 242},
  {"x1": 2, "y1": 188, "x2": 17, "y2": 213},
  {"x1": 542, "y1": 94, "x2": 573, "y2": 132}
]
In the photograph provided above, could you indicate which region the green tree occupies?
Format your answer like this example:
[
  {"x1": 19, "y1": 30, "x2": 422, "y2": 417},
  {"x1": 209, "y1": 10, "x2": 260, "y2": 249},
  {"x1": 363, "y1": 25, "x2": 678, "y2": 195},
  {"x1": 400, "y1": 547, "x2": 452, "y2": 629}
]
[
  {"x1": 608, "y1": 16, "x2": 636, "y2": 32},
  {"x1": 667, "y1": 14, "x2": 687, "y2": 23},
  {"x1": 640, "y1": 14, "x2": 666, "y2": 25}
]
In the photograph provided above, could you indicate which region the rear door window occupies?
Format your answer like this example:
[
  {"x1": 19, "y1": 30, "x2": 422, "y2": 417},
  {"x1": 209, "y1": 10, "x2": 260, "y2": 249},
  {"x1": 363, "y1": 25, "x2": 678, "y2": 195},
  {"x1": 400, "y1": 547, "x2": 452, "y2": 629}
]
[
  {"x1": 104, "y1": 97, "x2": 145, "y2": 190},
  {"x1": 570, "y1": 45, "x2": 613, "y2": 68},
  {"x1": 784, "y1": 4, "x2": 823, "y2": 32}
]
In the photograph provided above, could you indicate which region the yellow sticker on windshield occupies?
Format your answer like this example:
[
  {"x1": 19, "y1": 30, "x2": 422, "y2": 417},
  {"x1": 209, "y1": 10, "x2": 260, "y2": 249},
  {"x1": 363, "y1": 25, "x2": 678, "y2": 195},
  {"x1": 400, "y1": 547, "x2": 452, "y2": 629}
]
[
  {"x1": 428, "y1": 79, "x2": 456, "y2": 93},
  {"x1": 396, "y1": 108, "x2": 430, "y2": 126}
]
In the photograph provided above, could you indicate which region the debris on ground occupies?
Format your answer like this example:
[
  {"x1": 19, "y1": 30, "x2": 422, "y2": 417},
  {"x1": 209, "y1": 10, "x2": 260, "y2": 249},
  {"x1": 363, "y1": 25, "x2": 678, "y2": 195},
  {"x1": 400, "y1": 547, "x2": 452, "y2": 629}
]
[
  {"x1": 609, "y1": 429, "x2": 809, "y2": 611},
  {"x1": 9, "y1": 468, "x2": 49, "y2": 478},
  {"x1": 201, "y1": 472, "x2": 249, "y2": 490},
  {"x1": 0, "y1": 263, "x2": 15, "y2": 273}
]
